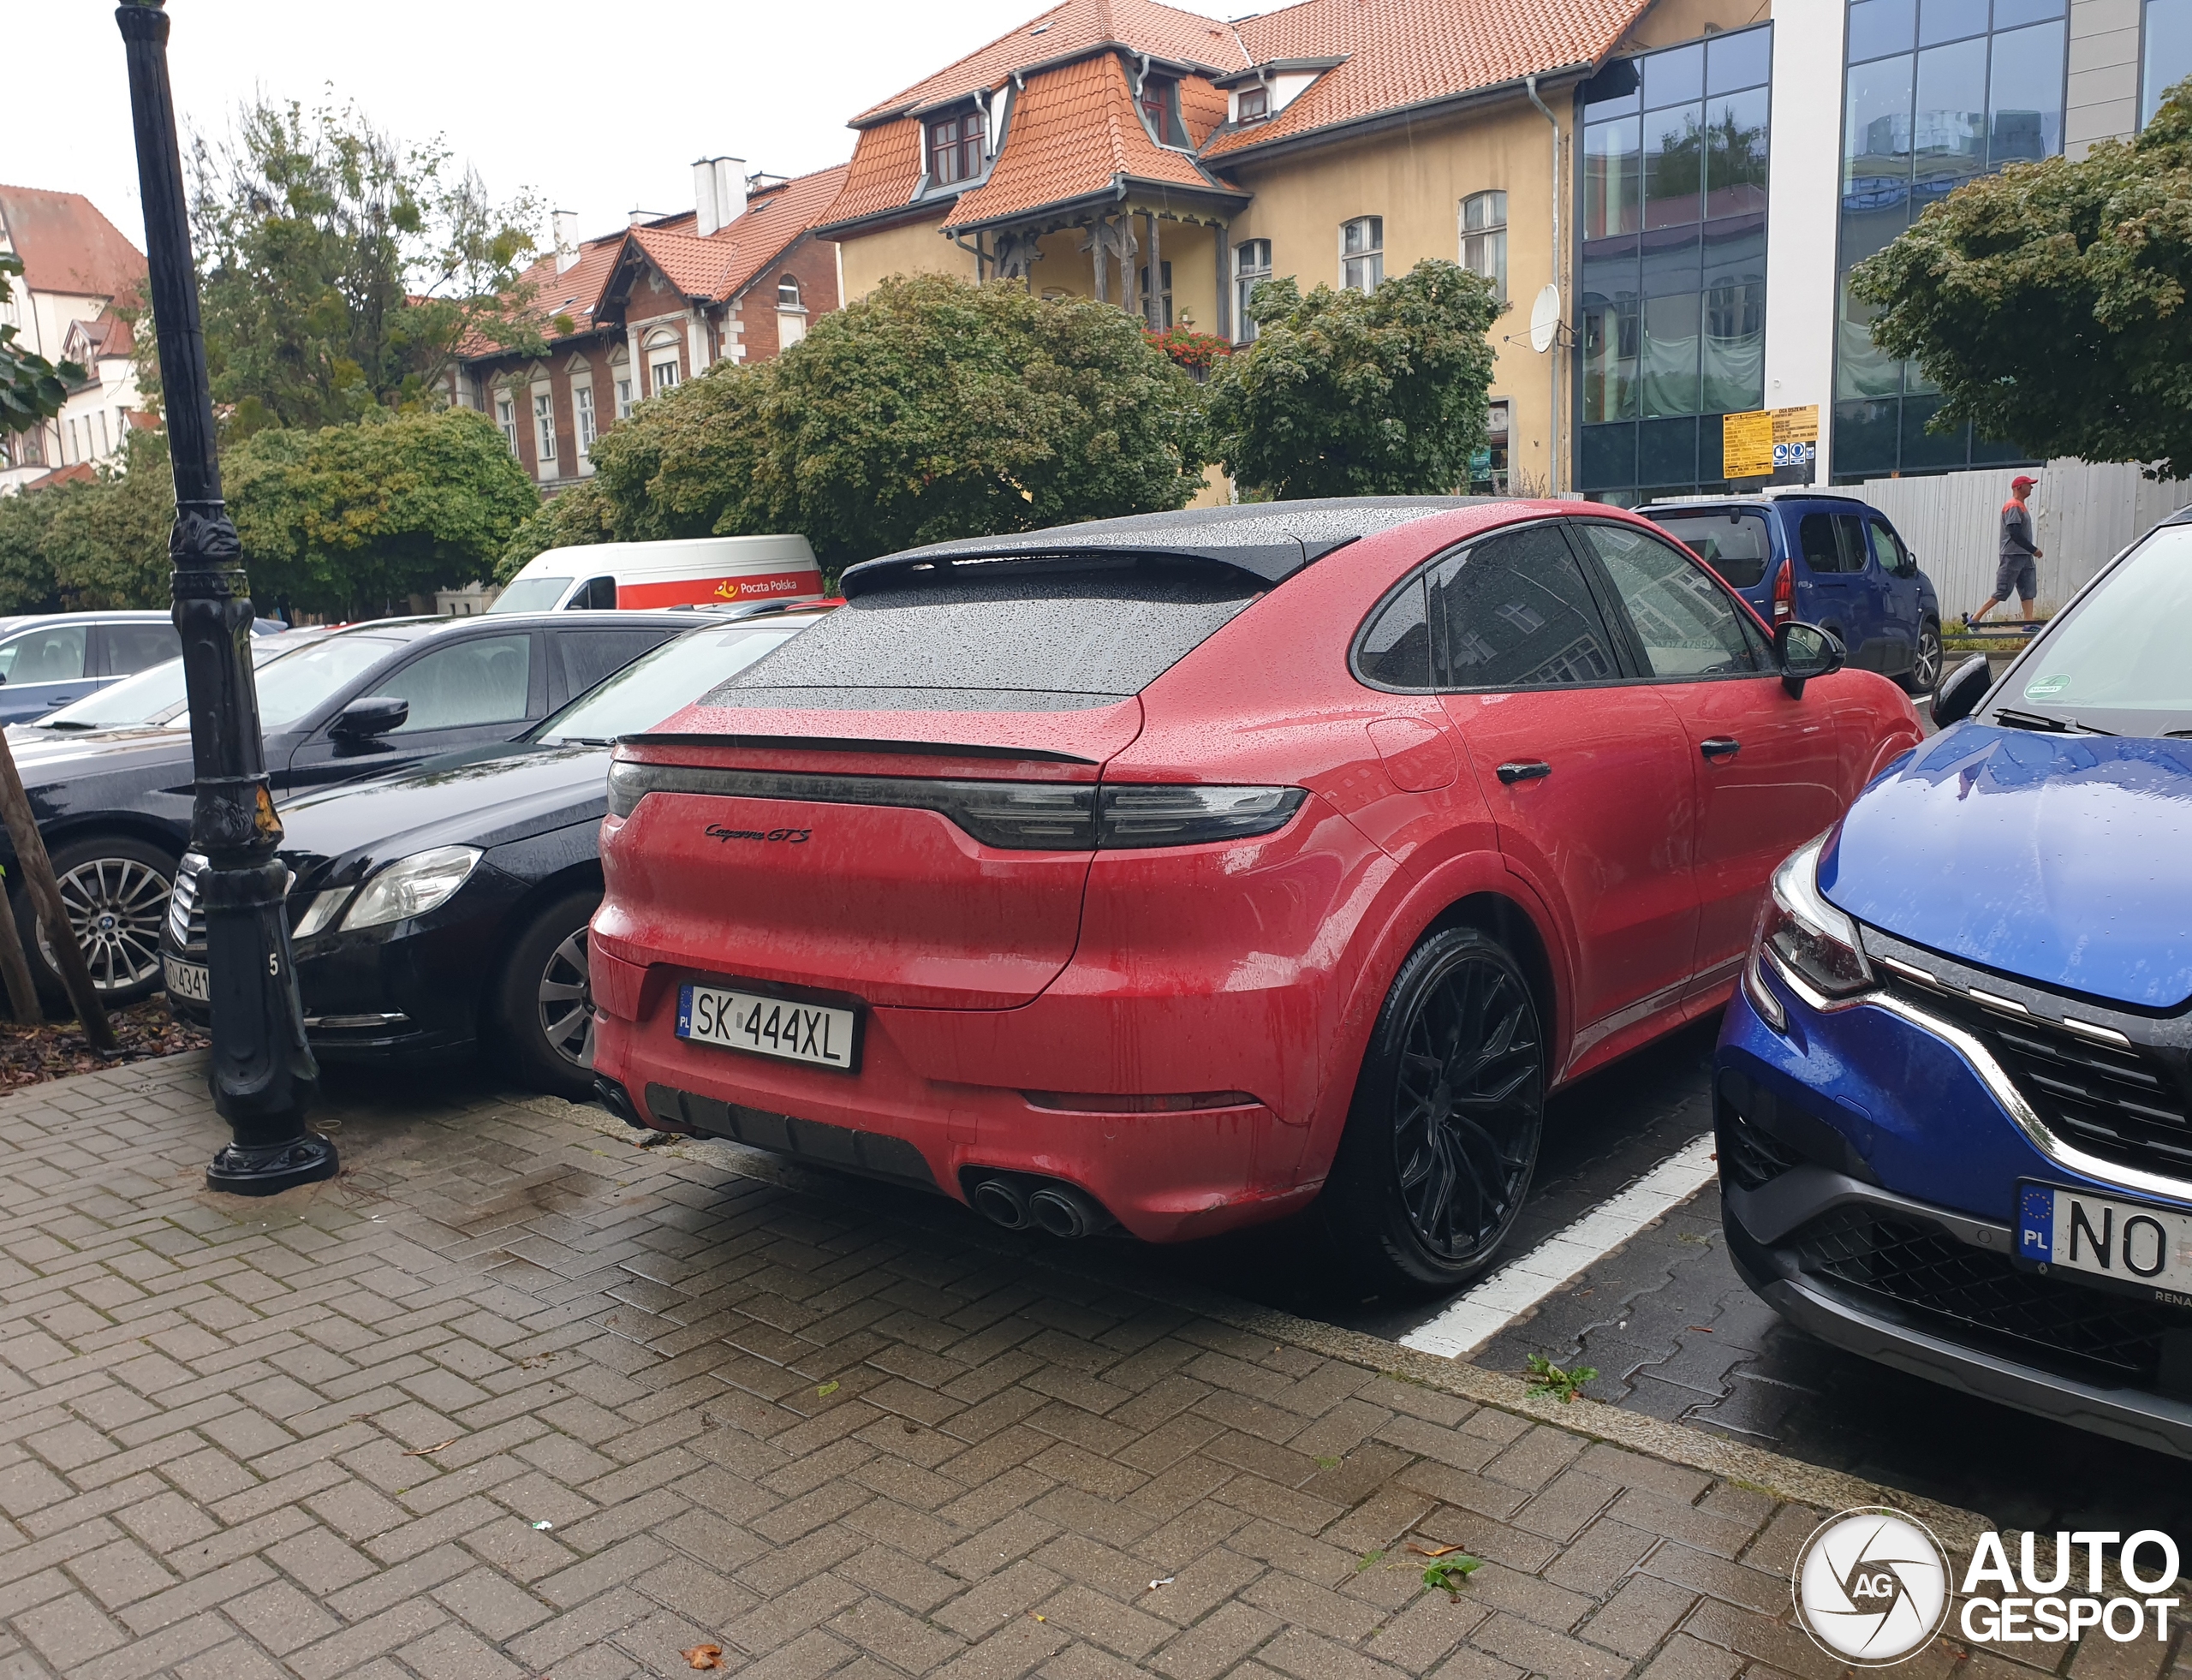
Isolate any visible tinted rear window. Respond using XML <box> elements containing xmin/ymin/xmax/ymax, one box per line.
<box><xmin>1645</xmin><ymin>510</ymin><xmax>1772</xmax><ymax>588</ymax></box>
<box><xmin>698</xmin><ymin>560</ymin><xmax>1260</xmax><ymax>712</ymax></box>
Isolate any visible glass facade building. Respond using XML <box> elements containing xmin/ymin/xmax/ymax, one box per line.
<box><xmin>1832</xmin><ymin>0</ymin><xmax>2067</xmax><ymax>480</ymax></box>
<box><xmin>1576</xmin><ymin>23</ymin><xmax>1772</xmax><ymax>504</ymax></box>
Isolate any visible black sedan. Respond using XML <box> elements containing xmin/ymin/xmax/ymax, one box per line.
<box><xmin>5</xmin><ymin>611</ymin><xmax>700</xmax><ymax>1005</ymax></box>
<box><xmin>163</xmin><ymin>609</ymin><xmax>826</xmax><ymax>1097</ymax></box>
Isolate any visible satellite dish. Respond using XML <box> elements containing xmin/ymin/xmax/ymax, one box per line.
<box><xmin>1528</xmin><ymin>283</ymin><xmax>1562</xmax><ymax>354</ymax></box>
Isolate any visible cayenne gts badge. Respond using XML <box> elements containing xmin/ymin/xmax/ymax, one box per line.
<box><xmin>706</xmin><ymin>825</ymin><xmax>811</xmax><ymax>844</ymax></box>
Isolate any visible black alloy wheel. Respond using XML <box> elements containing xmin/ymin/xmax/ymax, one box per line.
<box><xmin>1902</xmin><ymin>620</ymin><xmax>1943</xmax><ymax>695</ymax></box>
<box><xmin>1325</xmin><ymin>926</ymin><xmax>1546</xmax><ymax>1294</ymax></box>
<box><xmin>16</xmin><ymin>834</ymin><xmax>177</xmax><ymax>1008</ymax></box>
<box><xmin>493</xmin><ymin>886</ymin><xmax>602</xmax><ymax>1100</ymax></box>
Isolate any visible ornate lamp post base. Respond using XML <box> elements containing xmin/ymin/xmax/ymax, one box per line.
<box><xmin>207</xmin><ymin>1135</ymin><xmax>339</xmax><ymax>1196</ymax></box>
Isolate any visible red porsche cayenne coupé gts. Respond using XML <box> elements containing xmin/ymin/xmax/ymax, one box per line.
<box><xmin>589</xmin><ymin>498</ymin><xmax>1921</xmax><ymax>1291</ymax></box>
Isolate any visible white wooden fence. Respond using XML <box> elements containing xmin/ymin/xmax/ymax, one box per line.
<box><xmin>1844</xmin><ymin>460</ymin><xmax>2192</xmax><ymax>620</ymax></box>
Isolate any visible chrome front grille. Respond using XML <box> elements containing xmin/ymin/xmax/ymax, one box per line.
<box><xmin>168</xmin><ymin>855</ymin><xmax>207</xmax><ymax>953</ymax></box>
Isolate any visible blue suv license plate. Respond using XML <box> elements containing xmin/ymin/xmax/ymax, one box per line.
<box><xmin>2016</xmin><ymin>1182</ymin><xmax>2192</xmax><ymax>1302</ymax></box>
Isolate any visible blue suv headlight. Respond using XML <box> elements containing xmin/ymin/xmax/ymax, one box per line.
<box><xmin>1753</xmin><ymin>832</ymin><xmax>1877</xmax><ymax>1014</ymax></box>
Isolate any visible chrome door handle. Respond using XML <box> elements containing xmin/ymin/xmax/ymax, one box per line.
<box><xmin>1701</xmin><ymin>737</ymin><xmax>1742</xmax><ymax>762</ymax></box>
<box><xmin>1496</xmin><ymin>760</ymin><xmax>1552</xmax><ymax>784</ymax></box>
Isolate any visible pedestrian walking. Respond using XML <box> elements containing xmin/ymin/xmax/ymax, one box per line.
<box><xmin>1969</xmin><ymin>474</ymin><xmax>2041</xmax><ymax>624</ymax></box>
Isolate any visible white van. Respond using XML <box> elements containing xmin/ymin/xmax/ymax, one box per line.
<box><xmin>489</xmin><ymin>534</ymin><xmax>824</xmax><ymax>614</ymax></box>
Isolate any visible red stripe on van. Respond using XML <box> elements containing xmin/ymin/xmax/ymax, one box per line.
<box><xmin>617</xmin><ymin>569</ymin><xmax>823</xmax><ymax>610</ymax></box>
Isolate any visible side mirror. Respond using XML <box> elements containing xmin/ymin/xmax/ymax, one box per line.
<box><xmin>330</xmin><ymin>695</ymin><xmax>408</xmax><ymax>739</ymax></box>
<box><xmin>1931</xmin><ymin>652</ymin><xmax>1991</xmax><ymax>730</ymax></box>
<box><xmin>1777</xmin><ymin>621</ymin><xmax>1845</xmax><ymax>699</ymax></box>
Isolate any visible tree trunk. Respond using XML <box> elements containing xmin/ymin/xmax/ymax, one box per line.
<box><xmin>0</xmin><ymin>734</ymin><xmax>115</xmax><ymax>1051</ymax></box>
<box><xmin>0</xmin><ymin>862</ymin><xmax>43</xmax><ymax>1028</ymax></box>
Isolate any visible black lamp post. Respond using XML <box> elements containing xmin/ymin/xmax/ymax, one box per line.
<box><xmin>116</xmin><ymin>0</ymin><xmax>331</xmax><ymax>1194</ymax></box>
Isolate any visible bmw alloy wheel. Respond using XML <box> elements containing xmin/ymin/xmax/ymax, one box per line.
<box><xmin>1390</xmin><ymin>949</ymin><xmax>1543</xmax><ymax>1263</ymax></box>
<box><xmin>537</xmin><ymin>926</ymin><xmax>593</xmax><ymax>1070</ymax></box>
<box><xmin>40</xmin><ymin>855</ymin><xmax>171</xmax><ymax>993</ymax></box>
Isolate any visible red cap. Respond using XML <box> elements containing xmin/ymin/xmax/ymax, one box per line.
<box><xmin>2011</xmin><ymin>474</ymin><xmax>2038</xmax><ymax>491</ymax></box>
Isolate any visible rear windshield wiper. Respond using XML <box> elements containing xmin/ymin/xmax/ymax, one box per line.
<box><xmin>1992</xmin><ymin>707</ymin><xmax>2113</xmax><ymax>736</ymax></box>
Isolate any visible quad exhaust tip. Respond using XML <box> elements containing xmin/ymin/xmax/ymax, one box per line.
<box><xmin>967</xmin><ymin>1172</ymin><xmax>1117</xmax><ymax>1239</ymax></box>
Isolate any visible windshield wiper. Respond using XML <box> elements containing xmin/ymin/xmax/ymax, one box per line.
<box><xmin>1992</xmin><ymin>706</ymin><xmax>2113</xmax><ymax>736</ymax></box>
<box><xmin>39</xmin><ymin>720</ymin><xmax>97</xmax><ymax>731</ymax></box>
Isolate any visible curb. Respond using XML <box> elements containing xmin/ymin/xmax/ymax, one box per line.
<box><xmin>533</xmin><ymin>1094</ymin><xmax>1996</xmax><ymax>1548</ymax></box>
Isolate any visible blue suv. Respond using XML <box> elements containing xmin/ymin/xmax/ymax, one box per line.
<box><xmin>1644</xmin><ymin>494</ymin><xmax>1942</xmax><ymax>694</ymax></box>
<box><xmin>1716</xmin><ymin>504</ymin><xmax>2192</xmax><ymax>1456</ymax></box>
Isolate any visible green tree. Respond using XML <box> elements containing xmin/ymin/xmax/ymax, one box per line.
<box><xmin>43</xmin><ymin>431</ymin><xmax>176</xmax><ymax>607</ymax></box>
<box><xmin>502</xmin><ymin>275</ymin><xmax>1210</xmax><ymax>574</ymax></box>
<box><xmin>1206</xmin><ymin>260</ymin><xmax>1500</xmax><ymax>498</ymax></box>
<box><xmin>0</xmin><ymin>254</ymin><xmax>84</xmax><ymax>444</ymax></box>
<box><xmin>228</xmin><ymin>406</ymin><xmax>538</xmax><ymax>617</ymax></box>
<box><xmin>170</xmin><ymin>96</ymin><xmax>543</xmax><ymax>432</ymax></box>
<box><xmin>1851</xmin><ymin>78</ymin><xmax>2192</xmax><ymax>477</ymax></box>
<box><xmin>0</xmin><ymin>480</ymin><xmax>64</xmax><ymax>612</ymax></box>
<box><xmin>765</xmin><ymin>275</ymin><xmax>1209</xmax><ymax>563</ymax></box>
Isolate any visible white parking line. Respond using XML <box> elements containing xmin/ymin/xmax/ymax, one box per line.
<box><xmin>1397</xmin><ymin>1133</ymin><xmax>1720</xmax><ymax>1361</ymax></box>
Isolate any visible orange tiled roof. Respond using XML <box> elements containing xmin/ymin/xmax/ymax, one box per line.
<box><xmin>1177</xmin><ymin>74</ymin><xmax>1230</xmax><ymax>148</ymax></box>
<box><xmin>820</xmin><ymin>119</ymin><xmax>930</xmax><ymax>230</ymax></box>
<box><xmin>853</xmin><ymin>0</ymin><xmax>1247</xmax><ymax>124</ymax></box>
<box><xmin>0</xmin><ymin>185</ymin><xmax>144</xmax><ymax>301</ymax></box>
<box><xmin>947</xmin><ymin>54</ymin><xmax>1231</xmax><ymax>229</ymax></box>
<box><xmin>1206</xmin><ymin>0</ymin><xmax>1648</xmax><ymax>157</ymax></box>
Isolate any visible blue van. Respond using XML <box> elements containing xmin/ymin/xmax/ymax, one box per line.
<box><xmin>1714</xmin><ymin>504</ymin><xmax>2192</xmax><ymax>1456</ymax></box>
<box><xmin>1641</xmin><ymin>493</ymin><xmax>1942</xmax><ymax>694</ymax></box>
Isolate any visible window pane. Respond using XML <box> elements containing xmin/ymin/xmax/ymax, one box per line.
<box><xmin>1577</xmin><ymin>521</ymin><xmax>1760</xmax><ymax>676</ymax></box>
<box><xmin>1918</xmin><ymin>0</ymin><xmax>1986</xmax><ymax>45</ymax></box>
<box><xmin>1357</xmin><ymin>578</ymin><xmax>1432</xmax><ymax>688</ymax></box>
<box><xmin>1641</xmin><ymin>294</ymin><xmax>1701</xmax><ymax>419</ymax></box>
<box><xmin>1867</xmin><ymin>515</ymin><xmax>1911</xmax><ymax>574</ymax></box>
<box><xmin>1638</xmin><ymin>415</ymin><xmax>1700</xmax><ymax>486</ymax></box>
<box><xmin>1834</xmin><ymin>514</ymin><xmax>1873</xmax><ymax>571</ymax></box>
<box><xmin>1835</xmin><ymin>271</ymin><xmax>1902</xmax><ymax>400</ymax></box>
<box><xmin>1992</xmin><ymin>0</ymin><xmax>2065</xmax><ymax>27</ymax></box>
<box><xmin>103</xmin><ymin>623</ymin><xmax>181</xmax><ymax>676</ymax></box>
<box><xmin>1581</xmin><ymin>298</ymin><xmax>1641</xmax><ymax>422</ymax></box>
<box><xmin>1707</xmin><ymin>26</ymin><xmax>1772</xmax><ymax>94</ymax></box>
<box><xmin>1643</xmin><ymin>102</ymin><xmax>1706</xmax><ymax>227</ymax></box>
<box><xmin>0</xmin><ymin>624</ymin><xmax>85</xmax><ymax>682</ymax></box>
<box><xmin>1834</xmin><ymin>398</ymin><xmax>1902</xmax><ymax>476</ymax></box>
<box><xmin>1849</xmin><ymin>0</ymin><xmax>1916</xmax><ymax>60</ymax></box>
<box><xmin>1798</xmin><ymin>513</ymin><xmax>1843</xmax><ymax>572</ymax></box>
<box><xmin>1644</xmin><ymin>42</ymin><xmax>1704</xmax><ymax>109</ymax></box>
<box><xmin>1705</xmin><ymin>85</ymin><xmax>1770</xmax><ymax>217</ymax></box>
<box><xmin>2145</xmin><ymin>0</ymin><xmax>2192</xmax><ymax>126</ymax></box>
<box><xmin>377</xmin><ymin>634</ymin><xmax>533</xmax><ymax>732</ymax></box>
<box><xmin>557</xmin><ymin>629</ymin><xmax>673</xmax><ymax>701</ymax></box>
<box><xmin>1584</xmin><ymin>117</ymin><xmax>1643</xmax><ymax>238</ymax></box>
<box><xmin>1641</xmin><ymin>223</ymin><xmax>1700</xmax><ymax>299</ymax></box>
<box><xmin>1645</xmin><ymin>509</ymin><xmax>1773</xmax><ymax>588</ymax></box>
<box><xmin>1428</xmin><ymin>525</ymin><xmax>1620</xmax><ymax>689</ymax></box>
<box><xmin>1842</xmin><ymin>52</ymin><xmax>1915</xmax><ymax>264</ymax></box>
<box><xmin>1913</xmin><ymin>37</ymin><xmax>1988</xmax><ymax>217</ymax></box>
<box><xmin>1990</xmin><ymin>21</ymin><xmax>2065</xmax><ymax>167</ymax></box>
<box><xmin>1702</xmin><ymin>218</ymin><xmax>1766</xmax><ymax>414</ymax></box>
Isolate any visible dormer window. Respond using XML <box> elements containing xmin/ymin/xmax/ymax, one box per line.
<box><xmin>777</xmin><ymin>275</ymin><xmax>802</xmax><ymax>308</ymax></box>
<box><xmin>929</xmin><ymin>110</ymin><xmax>986</xmax><ymax>186</ymax></box>
<box><xmin>1138</xmin><ymin>77</ymin><xmax>1185</xmax><ymax>146</ymax></box>
<box><xmin>1237</xmin><ymin>85</ymin><xmax>1268</xmax><ymax>123</ymax></box>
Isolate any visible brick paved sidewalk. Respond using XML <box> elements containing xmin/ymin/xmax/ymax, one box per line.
<box><xmin>0</xmin><ymin>1053</ymin><xmax>2007</xmax><ymax>1680</ymax></box>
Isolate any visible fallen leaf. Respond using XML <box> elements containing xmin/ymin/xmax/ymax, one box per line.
<box><xmin>816</xmin><ymin>1380</ymin><xmax>840</xmax><ymax>1398</ymax></box>
<box><xmin>1409</xmin><ymin>1542</ymin><xmax>1466</xmax><ymax>1558</ymax></box>
<box><xmin>682</xmin><ymin>1644</ymin><xmax>725</xmax><ymax>1671</ymax></box>
<box><xmin>402</xmin><ymin>1439</ymin><xmax>460</xmax><ymax>1457</ymax></box>
<box><xmin>1687</xmin><ymin>1326</ymin><xmax>1714</xmax><ymax>1333</ymax></box>
<box><xmin>1147</xmin><ymin>1576</ymin><xmax>1176</xmax><ymax>1591</ymax></box>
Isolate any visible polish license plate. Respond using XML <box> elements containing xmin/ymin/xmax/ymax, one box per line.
<box><xmin>676</xmin><ymin>983</ymin><xmax>860</xmax><ymax>1073</ymax></box>
<box><xmin>2016</xmin><ymin>1182</ymin><xmax>2192</xmax><ymax>1300</ymax></box>
<box><xmin>164</xmin><ymin>956</ymin><xmax>210</xmax><ymax>1004</ymax></box>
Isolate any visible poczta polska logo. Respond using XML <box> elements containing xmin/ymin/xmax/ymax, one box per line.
<box><xmin>1794</xmin><ymin>1510</ymin><xmax>2183</xmax><ymax>1665</ymax></box>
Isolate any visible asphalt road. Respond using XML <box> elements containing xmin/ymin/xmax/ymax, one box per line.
<box><xmin>1161</xmin><ymin>1018</ymin><xmax>2192</xmax><ymax>1536</ymax></box>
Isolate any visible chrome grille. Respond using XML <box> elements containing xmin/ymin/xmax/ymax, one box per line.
<box><xmin>168</xmin><ymin>855</ymin><xmax>207</xmax><ymax>953</ymax></box>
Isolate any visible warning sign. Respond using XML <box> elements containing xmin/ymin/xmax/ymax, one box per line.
<box><xmin>1722</xmin><ymin>405</ymin><xmax>1819</xmax><ymax>480</ymax></box>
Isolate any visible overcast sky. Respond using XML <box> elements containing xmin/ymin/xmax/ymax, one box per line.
<box><xmin>5</xmin><ymin>0</ymin><xmax>1218</xmax><ymax>259</ymax></box>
